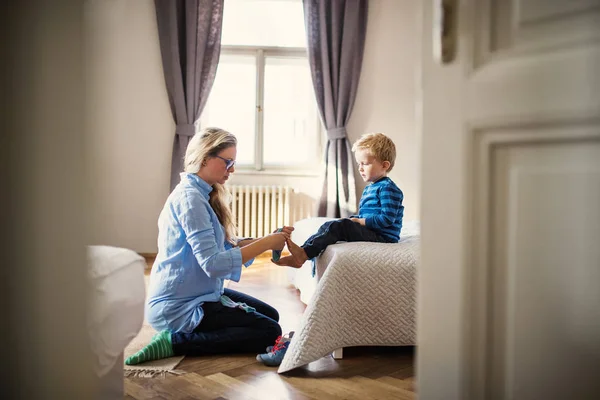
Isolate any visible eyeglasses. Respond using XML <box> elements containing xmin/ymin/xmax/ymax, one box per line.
<box><xmin>213</xmin><ymin>155</ymin><xmax>236</xmax><ymax>170</ymax></box>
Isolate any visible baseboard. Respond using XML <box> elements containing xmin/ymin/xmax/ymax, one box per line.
<box><xmin>138</xmin><ymin>252</ymin><xmax>157</xmax><ymax>259</ymax></box>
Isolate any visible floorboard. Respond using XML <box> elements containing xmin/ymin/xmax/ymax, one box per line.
<box><xmin>126</xmin><ymin>255</ymin><xmax>416</xmax><ymax>399</ymax></box>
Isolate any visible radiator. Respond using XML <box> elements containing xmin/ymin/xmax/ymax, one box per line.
<box><xmin>228</xmin><ymin>185</ymin><xmax>294</xmax><ymax>238</ymax></box>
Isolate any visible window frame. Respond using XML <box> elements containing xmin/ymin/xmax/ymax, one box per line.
<box><xmin>202</xmin><ymin>44</ymin><xmax>323</xmax><ymax>175</ymax></box>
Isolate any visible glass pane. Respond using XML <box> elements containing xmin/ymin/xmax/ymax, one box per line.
<box><xmin>263</xmin><ymin>56</ymin><xmax>318</xmax><ymax>166</ymax></box>
<box><xmin>222</xmin><ymin>0</ymin><xmax>306</xmax><ymax>47</ymax></box>
<box><xmin>201</xmin><ymin>54</ymin><xmax>256</xmax><ymax>165</ymax></box>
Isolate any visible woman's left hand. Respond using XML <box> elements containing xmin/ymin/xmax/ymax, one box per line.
<box><xmin>269</xmin><ymin>230</ymin><xmax>290</xmax><ymax>251</ymax></box>
<box><xmin>273</xmin><ymin>226</ymin><xmax>294</xmax><ymax>235</ymax></box>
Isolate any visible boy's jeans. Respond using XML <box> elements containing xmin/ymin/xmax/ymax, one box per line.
<box><xmin>171</xmin><ymin>289</ymin><xmax>282</xmax><ymax>356</ymax></box>
<box><xmin>303</xmin><ymin>218</ymin><xmax>390</xmax><ymax>259</ymax></box>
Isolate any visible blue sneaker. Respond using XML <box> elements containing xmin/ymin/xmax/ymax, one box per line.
<box><xmin>264</xmin><ymin>332</ymin><xmax>287</xmax><ymax>353</ymax></box>
<box><xmin>257</xmin><ymin>331</ymin><xmax>294</xmax><ymax>367</ymax></box>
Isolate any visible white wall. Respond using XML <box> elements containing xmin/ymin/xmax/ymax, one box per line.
<box><xmin>85</xmin><ymin>0</ymin><xmax>420</xmax><ymax>253</ymax></box>
<box><xmin>85</xmin><ymin>0</ymin><xmax>174</xmax><ymax>252</ymax></box>
<box><xmin>347</xmin><ymin>0</ymin><xmax>421</xmax><ymax>222</ymax></box>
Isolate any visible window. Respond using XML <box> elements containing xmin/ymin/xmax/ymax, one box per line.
<box><xmin>201</xmin><ymin>0</ymin><xmax>321</xmax><ymax>172</ymax></box>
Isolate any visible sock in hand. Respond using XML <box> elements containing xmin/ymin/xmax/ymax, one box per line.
<box><xmin>272</xmin><ymin>228</ymin><xmax>283</xmax><ymax>261</ymax></box>
<box><xmin>125</xmin><ymin>330</ymin><xmax>174</xmax><ymax>365</ymax></box>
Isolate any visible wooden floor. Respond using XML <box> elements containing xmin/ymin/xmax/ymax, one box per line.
<box><xmin>125</xmin><ymin>255</ymin><xmax>416</xmax><ymax>400</ymax></box>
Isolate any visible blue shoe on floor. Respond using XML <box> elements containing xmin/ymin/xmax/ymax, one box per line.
<box><xmin>257</xmin><ymin>332</ymin><xmax>294</xmax><ymax>367</ymax></box>
<box><xmin>264</xmin><ymin>331</ymin><xmax>289</xmax><ymax>353</ymax></box>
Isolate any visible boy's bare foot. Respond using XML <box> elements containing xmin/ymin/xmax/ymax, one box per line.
<box><xmin>286</xmin><ymin>239</ymin><xmax>309</xmax><ymax>266</ymax></box>
<box><xmin>272</xmin><ymin>255</ymin><xmax>303</xmax><ymax>269</ymax></box>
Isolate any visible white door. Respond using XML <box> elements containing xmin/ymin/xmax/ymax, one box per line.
<box><xmin>418</xmin><ymin>1</ymin><xmax>600</xmax><ymax>399</ymax></box>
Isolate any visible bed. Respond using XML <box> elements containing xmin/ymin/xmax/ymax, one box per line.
<box><xmin>87</xmin><ymin>245</ymin><xmax>146</xmax><ymax>398</ymax></box>
<box><xmin>279</xmin><ymin>218</ymin><xmax>420</xmax><ymax>373</ymax></box>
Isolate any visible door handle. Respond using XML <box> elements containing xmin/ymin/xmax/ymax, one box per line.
<box><xmin>434</xmin><ymin>0</ymin><xmax>458</xmax><ymax>64</ymax></box>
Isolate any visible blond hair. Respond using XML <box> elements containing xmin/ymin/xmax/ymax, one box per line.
<box><xmin>184</xmin><ymin>127</ymin><xmax>237</xmax><ymax>244</ymax></box>
<box><xmin>351</xmin><ymin>132</ymin><xmax>396</xmax><ymax>172</ymax></box>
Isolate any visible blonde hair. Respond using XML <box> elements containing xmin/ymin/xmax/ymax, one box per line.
<box><xmin>351</xmin><ymin>132</ymin><xmax>396</xmax><ymax>172</ymax></box>
<box><xmin>184</xmin><ymin>127</ymin><xmax>237</xmax><ymax>244</ymax></box>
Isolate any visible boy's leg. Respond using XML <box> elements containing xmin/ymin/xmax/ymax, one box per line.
<box><xmin>170</xmin><ymin>300</ymin><xmax>282</xmax><ymax>356</ymax></box>
<box><xmin>276</xmin><ymin>219</ymin><xmax>385</xmax><ymax>268</ymax></box>
<box><xmin>302</xmin><ymin>218</ymin><xmax>383</xmax><ymax>258</ymax></box>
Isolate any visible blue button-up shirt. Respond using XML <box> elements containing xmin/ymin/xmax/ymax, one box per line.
<box><xmin>146</xmin><ymin>173</ymin><xmax>252</xmax><ymax>333</ymax></box>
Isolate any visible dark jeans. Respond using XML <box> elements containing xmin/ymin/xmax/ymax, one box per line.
<box><xmin>303</xmin><ymin>218</ymin><xmax>389</xmax><ymax>259</ymax></box>
<box><xmin>171</xmin><ymin>289</ymin><xmax>282</xmax><ymax>356</ymax></box>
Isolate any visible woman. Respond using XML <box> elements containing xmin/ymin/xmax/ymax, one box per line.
<box><xmin>126</xmin><ymin>127</ymin><xmax>294</xmax><ymax>364</ymax></box>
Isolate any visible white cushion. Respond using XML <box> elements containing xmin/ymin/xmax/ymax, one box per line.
<box><xmin>288</xmin><ymin>218</ymin><xmax>420</xmax><ymax>304</ymax></box>
<box><xmin>291</xmin><ymin>217</ymin><xmax>337</xmax><ymax>244</ymax></box>
<box><xmin>87</xmin><ymin>246</ymin><xmax>146</xmax><ymax>377</ymax></box>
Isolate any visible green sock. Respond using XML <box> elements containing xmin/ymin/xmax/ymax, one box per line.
<box><xmin>125</xmin><ymin>330</ymin><xmax>174</xmax><ymax>365</ymax></box>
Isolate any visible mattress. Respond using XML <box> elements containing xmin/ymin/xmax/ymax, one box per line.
<box><xmin>279</xmin><ymin>219</ymin><xmax>420</xmax><ymax>373</ymax></box>
<box><xmin>289</xmin><ymin>218</ymin><xmax>420</xmax><ymax>305</ymax></box>
<box><xmin>287</xmin><ymin>217</ymin><xmax>335</xmax><ymax>304</ymax></box>
<box><xmin>87</xmin><ymin>245</ymin><xmax>146</xmax><ymax>377</ymax></box>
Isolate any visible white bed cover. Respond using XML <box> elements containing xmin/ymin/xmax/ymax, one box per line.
<box><xmin>289</xmin><ymin>219</ymin><xmax>420</xmax><ymax>305</ymax></box>
<box><xmin>280</xmin><ymin>219</ymin><xmax>420</xmax><ymax>373</ymax></box>
<box><xmin>87</xmin><ymin>246</ymin><xmax>146</xmax><ymax>377</ymax></box>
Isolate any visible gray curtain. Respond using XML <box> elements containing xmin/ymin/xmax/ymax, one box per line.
<box><xmin>154</xmin><ymin>0</ymin><xmax>224</xmax><ymax>191</ymax></box>
<box><xmin>303</xmin><ymin>0</ymin><xmax>368</xmax><ymax>217</ymax></box>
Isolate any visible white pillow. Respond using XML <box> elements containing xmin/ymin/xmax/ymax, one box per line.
<box><xmin>87</xmin><ymin>246</ymin><xmax>146</xmax><ymax>377</ymax></box>
<box><xmin>292</xmin><ymin>217</ymin><xmax>337</xmax><ymax>244</ymax></box>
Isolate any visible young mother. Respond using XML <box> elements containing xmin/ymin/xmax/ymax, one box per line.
<box><xmin>126</xmin><ymin>127</ymin><xmax>294</xmax><ymax>364</ymax></box>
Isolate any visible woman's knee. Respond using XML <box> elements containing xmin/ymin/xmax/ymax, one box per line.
<box><xmin>270</xmin><ymin>321</ymin><xmax>283</xmax><ymax>340</ymax></box>
<box><xmin>262</xmin><ymin>318</ymin><xmax>282</xmax><ymax>341</ymax></box>
<box><xmin>264</xmin><ymin>306</ymin><xmax>279</xmax><ymax>322</ymax></box>
<box><xmin>252</xmin><ymin>301</ymin><xmax>279</xmax><ymax>322</ymax></box>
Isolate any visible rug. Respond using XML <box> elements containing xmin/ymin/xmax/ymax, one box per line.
<box><xmin>124</xmin><ymin>263</ymin><xmax>238</xmax><ymax>377</ymax></box>
<box><xmin>123</xmin><ymin>274</ymin><xmax>185</xmax><ymax>378</ymax></box>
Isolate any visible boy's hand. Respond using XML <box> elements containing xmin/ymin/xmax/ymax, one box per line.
<box><xmin>349</xmin><ymin>218</ymin><xmax>365</xmax><ymax>226</ymax></box>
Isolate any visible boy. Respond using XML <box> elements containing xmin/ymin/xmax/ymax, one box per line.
<box><xmin>274</xmin><ymin>132</ymin><xmax>404</xmax><ymax>269</ymax></box>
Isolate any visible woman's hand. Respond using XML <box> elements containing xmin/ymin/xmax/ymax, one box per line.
<box><xmin>272</xmin><ymin>226</ymin><xmax>294</xmax><ymax>235</ymax></box>
<box><xmin>239</xmin><ymin>229</ymin><xmax>291</xmax><ymax>264</ymax></box>
<box><xmin>269</xmin><ymin>226</ymin><xmax>294</xmax><ymax>250</ymax></box>
<box><xmin>269</xmin><ymin>230</ymin><xmax>290</xmax><ymax>251</ymax></box>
